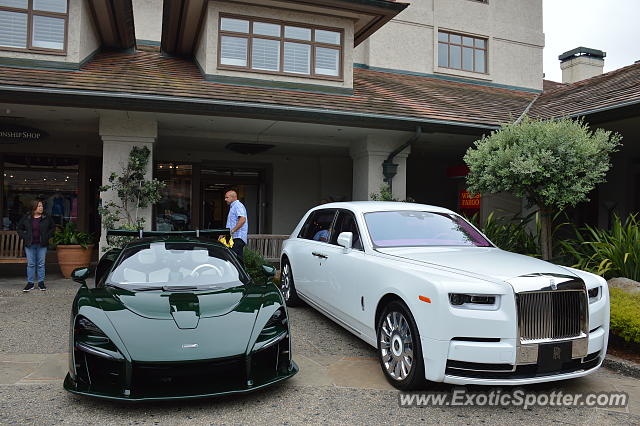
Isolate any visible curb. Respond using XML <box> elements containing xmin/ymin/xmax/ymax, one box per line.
<box><xmin>604</xmin><ymin>354</ymin><xmax>640</xmax><ymax>379</ymax></box>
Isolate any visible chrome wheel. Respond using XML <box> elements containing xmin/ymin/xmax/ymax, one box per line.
<box><xmin>380</xmin><ymin>311</ymin><xmax>414</xmax><ymax>381</ymax></box>
<box><xmin>281</xmin><ymin>263</ymin><xmax>291</xmax><ymax>301</ymax></box>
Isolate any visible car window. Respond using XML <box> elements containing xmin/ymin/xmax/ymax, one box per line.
<box><xmin>108</xmin><ymin>242</ymin><xmax>248</xmax><ymax>288</ymax></box>
<box><xmin>364</xmin><ymin>211</ymin><xmax>492</xmax><ymax>248</ymax></box>
<box><xmin>330</xmin><ymin>210</ymin><xmax>364</xmax><ymax>251</ymax></box>
<box><xmin>298</xmin><ymin>209</ymin><xmax>337</xmax><ymax>243</ymax></box>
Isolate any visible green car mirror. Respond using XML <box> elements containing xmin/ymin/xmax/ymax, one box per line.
<box><xmin>71</xmin><ymin>267</ymin><xmax>91</xmax><ymax>284</ymax></box>
<box><xmin>261</xmin><ymin>264</ymin><xmax>276</xmax><ymax>277</ymax></box>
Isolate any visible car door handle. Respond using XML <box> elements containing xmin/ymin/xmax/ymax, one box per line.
<box><xmin>312</xmin><ymin>252</ymin><xmax>328</xmax><ymax>259</ymax></box>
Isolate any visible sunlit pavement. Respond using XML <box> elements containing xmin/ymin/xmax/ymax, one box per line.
<box><xmin>1</xmin><ymin>270</ymin><xmax>638</xmax><ymax>424</ymax></box>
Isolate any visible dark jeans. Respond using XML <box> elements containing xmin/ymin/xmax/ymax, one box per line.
<box><xmin>231</xmin><ymin>238</ymin><xmax>246</xmax><ymax>266</ymax></box>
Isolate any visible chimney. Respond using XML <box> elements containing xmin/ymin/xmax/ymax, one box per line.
<box><xmin>559</xmin><ymin>47</ymin><xmax>606</xmax><ymax>84</ymax></box>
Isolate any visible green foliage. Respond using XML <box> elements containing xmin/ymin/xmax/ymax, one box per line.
<box><xmin>478</xmin><ymin>211</ymin><xmax>539</xmax><ymax>256</ymax></box>
<box><xmin>243</xmin><ymin>247</ymin><xmax>274</xmax><ymax>284</ymax></box>
<box><xmin>464</xmin><ymin>116</ymin><xmax>621</xmax><ymax>259</ymax></box>
<box><xmin>51</xmin><ymin>222</ymin><xmax>94</xmax><ymax>249</ymax></box>
<box><xmin>99</xmin><ymin>146</ymin><xmax>166</xmax><ymax>251</ymax></box>
<box><xmin>464</xmin><ymin>116</ymin><xmax>621</xmax><ymax>209</ymax></box>
<box><xmin>559</xmin><ymin>214</ymin><xmax>640</xmax><ymax>281</ymax></box>
<box><xmin>609</xmin><ymin>288</ymin><xmax>640</xmax><ymax>344</ymax></box>
<box><xmin>370</xmin><ymin>184</ymin><xmax>415</xmax><ymax>202</ymax></box>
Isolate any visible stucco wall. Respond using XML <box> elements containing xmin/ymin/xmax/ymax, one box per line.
<box><xmin>355</xmin><ymin>0</ymin><xmax>544</xmax><ymax>90</ymax></box>
<box><xmin>0</xmin><ymin>0</ymin><xmax>99</xmax><ymax>66</ymax></box>
<box><xmin>133</xmin><ymin>0</ymin><xmax>163</xmax><ymax>43</ymax></box>
<box><xmin>200</xmin><ymin>1</ymin><xmax>355</xmax><ymax>89</ymax></box>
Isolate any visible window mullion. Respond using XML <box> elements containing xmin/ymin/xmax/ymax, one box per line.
<box><xmin>26</xmin><ymin>0</ymin><xmax>33</xmax><ymax>50</ymax></box>
<box><xmin>247</xmin><ymin>20</ymin><xmax>253</xmax><ymax>70</ymax></box>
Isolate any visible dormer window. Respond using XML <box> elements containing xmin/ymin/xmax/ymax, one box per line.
<box><xmin>0</xmin><ymin>0</ymin><xmax>67</xmax><ymax>53</ymax></box>
<box><xmin>218</xmin><ymin>14</ymin><xmax>343</xmax><ymax>80</ymax></box>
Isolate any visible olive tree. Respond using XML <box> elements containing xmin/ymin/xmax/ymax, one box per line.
<box><xmin>464</xmin><ymin>117</ymin><xmax>621</xmax><ymax>260</ymax></box>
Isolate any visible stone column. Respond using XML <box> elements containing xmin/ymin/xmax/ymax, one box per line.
<box><xmin>350</xmin><ymin>134</ymin><xmax>411</xmax><ymax>201</ymax></box>
<box><xmin>99</xmin><ymin>112</ymin><xmax>157</xmax><ymax>254</ymax></box>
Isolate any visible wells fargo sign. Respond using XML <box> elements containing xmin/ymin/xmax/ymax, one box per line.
<box><xmin>0</xmin><ymin>125</ymin><xmax>47</xmax><ymax>144</ymax></box>
<box><xmin>459</xmin><ymin>190</ymin><xmax>480</xmax><ymax>210</ymax></box>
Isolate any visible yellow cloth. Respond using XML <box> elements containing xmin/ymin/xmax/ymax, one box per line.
<box><xmin>219</xmin><ymin>235</ymin><xmax>234</xmax><ymax>248</ymax></box>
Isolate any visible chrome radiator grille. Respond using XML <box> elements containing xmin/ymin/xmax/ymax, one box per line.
<box><xmin>517</xmin><ymin>290</ymin><xmax>585</xmax><ymax>341</ymax></box>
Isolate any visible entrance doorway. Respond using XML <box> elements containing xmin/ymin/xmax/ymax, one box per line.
<box><xmin>199</xmin><ymin>167</ymin><xmax>264</xmax><ymax>234</ymax></box>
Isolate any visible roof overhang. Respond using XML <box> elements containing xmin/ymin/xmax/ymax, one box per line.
<box><xmin>161</xmin><ymin>0</ymin><xmax>408</xmax><ymax>57</ymax></box>
<box><xmin>88</xmin><ymin>0</ymin><xmax>136</xmax><ymax>50</ymax></box>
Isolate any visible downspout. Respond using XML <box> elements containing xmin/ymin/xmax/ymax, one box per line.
<box><xmin>382</xmin><ymin>126</ymin><xmax>422</xmax><ymax>194</ymax></box>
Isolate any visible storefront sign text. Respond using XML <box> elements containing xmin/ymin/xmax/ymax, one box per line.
<box><xmin>0</xmin><ymin>125</ymin><xmax>47</xmax><ymax>144</ymax></box>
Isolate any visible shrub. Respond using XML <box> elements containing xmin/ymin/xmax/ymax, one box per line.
<box><xmin>243</xmin><ymin>247</ymin><xmax>273</xmax><ymax>284</ymax></box>
<box><xmin>609</xmin><ymin>288</ymin><xmax>640</xmax><ymax>344</ymax></box>
<box><xmin>51</xmin><ymin>222</ymin><xmax>94</xmax><ymax>249</ymax></box>
<box><xmin>478</xmin><ymin>211</ymin><xmax>539</xmax><ymax>256</ymax></box>
<box><xmin>559</xmin><ymin>214</ymin><xmax>640</xmax><ymax>281</ymax></box>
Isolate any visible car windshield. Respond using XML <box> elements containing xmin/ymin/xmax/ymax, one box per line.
<box><xmin>364</xmin><ymin>211</ymin><xmax>492</xmax><ymax>248</ymax></box>
<box><xmin>107</xmin><ymin>242</ymin><xmax>248</xmax><ymax>288</ymax></box>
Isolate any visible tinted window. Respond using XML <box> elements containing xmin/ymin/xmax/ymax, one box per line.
<box><xmin>298</xmin><ymin>209</ymin><xmax>337</xmax><ymax>242</ymax></box>
<box><xmin>331</xmin><ymin>210</ymin><xmax>363</xmax><ymax>250</ymax></box>
<box><xmin>364</xmin><ymin>211</ymin><xmax>492</xmax><ymax>248</ymax></box>
<box><xmin>108</xmin><ymin>242</ymin><xmax>247</xmax><ymax>288</ymax></box>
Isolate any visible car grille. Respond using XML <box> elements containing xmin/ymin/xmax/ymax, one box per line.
<box><xmin>517</xmin><ymin>290</ymin><xmax>585</xmax><ymax>341</ymax></box>
<box><xmin>131</xmin><ymin>357</ymin><xmax>246</xmax><ymax>398</ymax></box>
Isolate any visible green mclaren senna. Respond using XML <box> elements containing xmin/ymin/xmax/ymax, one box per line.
<box><xmin>64</xmin><ymin>230</ymin><xmax>298</xmax><ymax>401</ymax></box>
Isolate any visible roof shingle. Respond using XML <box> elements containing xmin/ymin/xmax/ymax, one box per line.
<box><xmin>0</xmin><ymin>50</ymin><xmax>536</xmax><ymax>129</ymax></box>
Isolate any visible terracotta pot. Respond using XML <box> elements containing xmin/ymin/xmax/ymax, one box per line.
<box><xmin>56</xmin><ymin>244</ymin><xmax>94</xmax><ymax>279</ymax></box>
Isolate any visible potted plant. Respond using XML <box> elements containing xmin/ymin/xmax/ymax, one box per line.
<box><xmin>52</xmin><ymin>222</ymin><xmax>95</xmax><ymax>279</ymax></box>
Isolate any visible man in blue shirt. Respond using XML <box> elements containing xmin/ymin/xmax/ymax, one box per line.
<box><xmin>223</xmin><ymin>190</ymin><xmax>248</xmax><ymax>263</ymax></box>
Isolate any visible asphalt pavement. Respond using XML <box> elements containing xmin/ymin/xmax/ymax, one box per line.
<box><xmin>1</xmin><ymin>268</ymin><xmax>638</xmax><ymax>425</ymax></box>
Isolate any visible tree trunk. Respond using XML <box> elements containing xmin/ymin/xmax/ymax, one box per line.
<box><xmin>539</xmin><ymin>205</ymin><xmax>553</xmax><ymax>261</ymax></box>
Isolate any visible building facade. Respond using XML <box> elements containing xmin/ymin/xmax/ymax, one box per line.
<box><xmin>0</xmin><ymin>0</ymin><xmax>637</xmax><ymax>244</ymax></box>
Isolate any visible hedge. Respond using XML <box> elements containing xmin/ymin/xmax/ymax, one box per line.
<box><xmin>609</xmin><ymin>288</ymin><xmax>640</xmax><ymax>344</ymax></box>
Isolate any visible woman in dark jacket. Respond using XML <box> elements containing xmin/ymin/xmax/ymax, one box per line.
<box><xmin>16</xmin><ymin>200</ymin><xmax>55</xmax><ymax>292</ymax></box>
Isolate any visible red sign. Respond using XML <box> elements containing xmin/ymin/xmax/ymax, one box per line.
<box><xmin>459</xmin><ymin>190</ymin><xmax>480</xmax><ymax>214</ymax></box>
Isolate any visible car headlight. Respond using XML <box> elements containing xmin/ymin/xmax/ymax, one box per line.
<box><xmin>588</xmin><ymin>286</ymin><xmax>602</xmax><ymax>304</ymax></box>
<box><xmin>74</xmin><ymin>316</ymin><xmax>121</xmax><ymax>359</ymax></box>
<box><xmin>253</xmin><ymin>308</ymin><xmax>288</xmax><ymax>351</ymax></box>
<box><xmin>449</xmin><ymin>293</ymin><xmax>500</xmax><ymax>311</ymax></box>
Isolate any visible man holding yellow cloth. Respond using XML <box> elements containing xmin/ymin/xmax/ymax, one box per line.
<box><xmin>221</xmin><ymin>190</ymin><xmax>248</xmax><ymax>264</ymax></box>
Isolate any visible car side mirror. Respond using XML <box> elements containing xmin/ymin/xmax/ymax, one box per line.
<box><xmin>337</xmin><ymin>232</ymin><xmax>353</xmax><ymax>250</ymax></box>
<box><xmin>261</xmin><ymin>264</ymin><xmax>276</xmax><ymax>277</ymax></box>
<box><xmin>71</xmin><ymin>267</ymin><xmax>91</xmax><ymax>284</ymax></box>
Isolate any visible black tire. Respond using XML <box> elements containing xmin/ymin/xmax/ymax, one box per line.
<box><xmin>376</xmin><ymin>300</ymin><xmax>425</xmax><ymax>390</ymax></box>
<box><xmin>280</xmin><ymin>259</ymin><xmax>302</xmax><ymax>307</ymax></box>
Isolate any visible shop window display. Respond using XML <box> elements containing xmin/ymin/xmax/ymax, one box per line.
<box><xmin>2</xmin><ymin>155</ymin><xmax>79</xmax><ymax>231</ymax></box>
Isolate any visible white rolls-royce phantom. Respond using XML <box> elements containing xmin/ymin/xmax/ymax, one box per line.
<box><xmin>280</xmin><ymin>202</ymin><xmax>609</xmax><ymax>389</ymax></box>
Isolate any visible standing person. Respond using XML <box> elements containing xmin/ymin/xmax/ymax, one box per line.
<box><xmin>16</xmin><ymin>200</ymin><xmax>55</xmax><ymax>292</ymax></box>
<box><xmin>222</xmin><ymin>190</ymin><xmax>248</xmax><ymax>264</ymax></box>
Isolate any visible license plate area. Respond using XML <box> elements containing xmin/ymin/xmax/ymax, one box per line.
<box><xmin>537</xmin><ymin>341</ymin><xmax>572</xmax><ymax>373</ymax></box>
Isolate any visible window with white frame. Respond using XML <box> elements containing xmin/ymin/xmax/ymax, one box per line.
<box><xmin>0</xmin><ymin>0</ymin><xmax>67</xmax><ymax>53</ymax></box>
<box><xmin>218</xmin><ymin>14</ymin><xmax>343</xmax><ymax>80</ymax></box>
<box><xmin>438</xmin><ymin>30</ymin><xmax>487</xmax><ymax>74</ymax></box>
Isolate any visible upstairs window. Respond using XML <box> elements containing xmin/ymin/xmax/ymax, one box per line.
<box><xmin>438</xmin><ymin>30</ymin><xmax>486</xmax><ymax>74</ymax></box>
<box><xmin>218</xmin><ymin>14</ymin><xmax>343</xmax><ymax>80</ymax></box>
<box><xmin>0</xmin><ymin>0</ymin><xmax>68</xmax><ymax>53</ymax></box>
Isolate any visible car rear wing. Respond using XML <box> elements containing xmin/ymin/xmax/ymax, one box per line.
<box><xmin>106</xmin><ymin>229</ymin><xmax>231</xmax><ymax>239</ymax></box>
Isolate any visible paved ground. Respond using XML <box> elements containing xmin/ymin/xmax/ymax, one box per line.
<box><xmin>1</xmin><ymin>268</ymin><xmax>639</xmax><ymax>425</ymax></box>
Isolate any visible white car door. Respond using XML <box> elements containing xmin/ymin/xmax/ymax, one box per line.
<box><xmin>287</xmin><ymin>208</ymin><xmax>337</xmax><ymax>304</ymax></box>
<box><xmin>315</xmin><ymin>209</ymin><xmax>371</xmax><ymax>332</ymax></box>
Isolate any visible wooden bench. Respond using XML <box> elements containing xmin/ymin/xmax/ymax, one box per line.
<box><xmin>0</xmin><ymin>231</ymin><xmax>26</xmax><ymax>263</ymax></box>
<box><xmin>247</xmin><ymin>234</ymin><xmax>289</xmax><ymax>263</ymax></box>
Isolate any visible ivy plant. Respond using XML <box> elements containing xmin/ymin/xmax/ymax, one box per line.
<box><xmin>98</xmin><ymin>146</ymin><xmax>165</xmax><ymax>251</ymax></box>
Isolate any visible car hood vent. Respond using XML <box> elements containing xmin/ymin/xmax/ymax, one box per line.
<box><xmin>107</xmin><ymin>285</ymin><xmax>245</xmax><ymax>321</ymax></box>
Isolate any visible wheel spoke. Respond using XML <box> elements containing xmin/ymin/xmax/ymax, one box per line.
<box><xmin>393</xmin><ymin>358</ymin><xmax>402</xmax><ymax>378</ymax></box>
